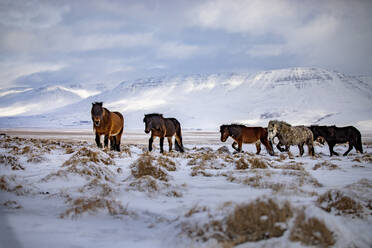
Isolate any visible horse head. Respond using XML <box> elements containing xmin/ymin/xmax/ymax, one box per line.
<box><xmin>219</xmin><ymin>125</ymin><xmax>230</xmax><ymax>142</ymax></box>
<box><xmin>143</xmin><ymin>113</ymin><xmax>163</xmax><ymax>134</ymax></box>
<box><xmin>267</xmin><ymin>120</ymin><xmax>279</xmax><ymax>141</ymax></box>
<box><xmin>91</xmin><ymin>102</ymin><xmax>104</xmax><ymax>127</ymax></box>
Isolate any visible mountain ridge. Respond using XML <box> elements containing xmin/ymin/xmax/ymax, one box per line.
<box><xmin>0</xmin><ymin>67</ymin><xmax>371</xmax><ymax>130</ymax></box>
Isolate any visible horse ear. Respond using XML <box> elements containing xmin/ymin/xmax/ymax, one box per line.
<box><xmin>98</xmin><ymin>102</ymin><xmax>103</xmax><ymax>106</ymax></box>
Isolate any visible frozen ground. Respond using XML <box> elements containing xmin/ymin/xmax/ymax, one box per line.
<box><xmin>0</xmin><ymin>130</ymin><xmax>371</xmax><ymax>248</ymax></box>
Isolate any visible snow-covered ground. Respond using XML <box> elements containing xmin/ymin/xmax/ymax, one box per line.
<box><xmin>1</xmin><ymin>131</ymin><xmax>371</xmax><ymax>248</ymax></box>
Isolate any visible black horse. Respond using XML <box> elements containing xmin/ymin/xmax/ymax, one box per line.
<box><xmin>309</xmin><ymin>125</ymin><xmax>363</xmax><ymax>156</ymax></box>
<box><xmin>143</xmin><ymin>113</ymin><xmax>184</xmax><ymax>153</ymax></box>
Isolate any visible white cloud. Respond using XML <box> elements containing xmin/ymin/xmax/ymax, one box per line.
<box><xmin>246</xmin><ymin>44</ymin><xmax>285</xmax><ymax>57</ymax></box>
<box><xmin>157</xmin><ymin>42</ymin><xmax>201</xmax><ymax>59</ymax></box>
<box><xmin>0</xmin><ymin>1</ymin><xmax>69</xmax><ymax>29</ymax></box>
<box><xmin>75</xmin><ymin>33</ymin><xmax>154</xmax><ymax>51</ymax></box>
<box><xmin>0</xmin><ymin>61</ymin><xmax>66</xmax><ymax>88</ymax></box>
<box><xmin>190</xmin><ymin>0</ymin><xmax>296</xmax><ymax>34</ymax></box>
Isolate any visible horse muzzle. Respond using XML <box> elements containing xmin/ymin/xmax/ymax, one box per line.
<box><xmin>145</xmin><ymin>129</ymin><xmax>150</xmax><ymax>134</ymax></box>
<box><xmin>94</xmin><ymin>121</ymin><xmax>100</xmax><ymax>127</ymax></box>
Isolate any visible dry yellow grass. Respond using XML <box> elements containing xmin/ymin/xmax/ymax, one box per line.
<box><xmin>3</xmin><ymin>200</ymin><xmax>22</xmax><ymax>209</ymax></box>
<box><xmin>63</xmin><ymin>147</ymin><xmax>114</xmax><ymax>166</ymax></box>
<box><xmin>275</xmin><ymin>161</ymin><xmax>304</xmax><ymax>170</ymax></box>
<box><xmin>43</xmin><ymin>147</ymin><xmax>116</xmax><ymax>182</ymax></box>
<box><xmin>78</xmin><ymin>178</ymin><xmax>114</xmax><ymax>197</ymax></box>
<box><xmin>61</xmin><ymin>196</ymin><xmax>131</xmax><ymax>219</ymax></box>
<box><xmin>129</xmin><ymin>176</ymin><xmax>160</xmax><ymax>192</ymax></box>
<box><xmin>317</xmin><ymin>190</ymin><xmax>363</xmax><ymax>217</ymax></box>
<box><xmin>184</xmin><ymin>205</ymin><xmax>209</xmax><ymax>217</ymax></box>
<box><xmin>182</xmin><ymin>199</ymin><xmax>293</xmax><ymax>245</ymax></box>
<box><xmin>157</xmin><ymin>156</ymin><xmax>177</xmax><ymax>171</ymax></box>
<box><xmin>361</xmin><ymin>153</ymin><xmax>372</xmax><ymax>163</ymax></box>
<box><xmin>130</xmin><ymin>153</ymin><xmax>168</xmax><ymax>181</ymax></box>
<box><xmin>248</xmin><ymin>157</ymin><xmax>268</xmax><ymax>169</ymax></box>
<box><xmin>242</xmin><ymin>174</ymin><xmax>262</xmax><ymax>187</ymax></box>
<box><xmin>225</xmin><ymin>199</ymin><xmax>292</xmax><ymax>244</ymax></box>
<box><xmin>235</xmin><ymin>158</ymin><xmax>249</xmax><ymax>170</ymax></box>
<box><xmin>313</xmin><ymin>161</ymin><xmax>339</xmax><ymax>170</ymax></box>
<box><xmin>216</xmin><ymin>146</ymin><xmax>230</xmax><ymax>154</ymax></box>
<box><xmin>290</xmin><ymin>211</ymin><xmax>335</xmax><ymax>247</ymax></box>
<box><xmin>0</xmin><ymin>175</ymin><xmax>28</xmax><ymax>195</ymax></box>
<box><xmin>0</xmin><ymin>155</ymin><xmax>24</xmax><ymax>170</ymax></box>
<box><xmin>275</xmin><ymin>153</ymin><xmax>287</xmax><ymax>162</ymax></box>
<box><xmin>187</xmin><ymin>152</ymin><xmax>217</xmax><ymax>166</ymax></box>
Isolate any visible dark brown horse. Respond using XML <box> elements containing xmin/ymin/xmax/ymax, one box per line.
<box><xmin>91</xmin><ymin>102</ymin><xmax>124</xmax><ymax>151</ymax></box>
<box><xmin>143</xmin><ymin>113</ymin><xmax>184</xmax><ymax>153</ymax></box>
<box><xmin>309</xmin><ymin>125</ymin><xmax>363</xmax><ymax>156</ymax></box>
<box><xmin>220</xmin><ymin>124</ymin><xmax>274</xmax><ymax>155</ymax></box>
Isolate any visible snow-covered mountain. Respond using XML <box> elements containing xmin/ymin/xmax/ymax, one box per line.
<box><xmin>0</xmin><ymin>67</ymin><xmax>371</xmax><ymax>131</ymax></box>
<box><xmin>0</xmin><ymin>85</ymin><xmax>102</xmax><ymax>117</ymax></box>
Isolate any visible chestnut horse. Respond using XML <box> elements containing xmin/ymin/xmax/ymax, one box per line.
<box><xmin>143</xmin><ymin>113</ymin><xmax>184</xmax><ymax>153</ymax></box>
<box><xmin>220</xmin><ymin>124</ymin><xmax>274</xmax><ymax>155</ymax></box>
<box><xmin>91</xmin><ymin>102</ymin><xmax>124</xmax><ymax>151</ymax></box>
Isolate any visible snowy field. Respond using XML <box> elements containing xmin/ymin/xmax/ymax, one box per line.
<box><xmin>1</xmin><ymin>130</ymin><xmax>372</xmax><ymax>248</ymax></box>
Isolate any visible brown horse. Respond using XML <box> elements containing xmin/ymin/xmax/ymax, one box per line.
<box><xmin>220</xmin><ymin>124</ymin><xmax>274</xmax><ymax>155</ymax></box>
<box><xmin>143</xmin><ymin>113</ymin><xmax>184</xmax><ymax>153</ymax></box>
<box><xmin>91</xmin><ymin>102</ymin><xmax>124</xmax><ymax>151</ymax></box>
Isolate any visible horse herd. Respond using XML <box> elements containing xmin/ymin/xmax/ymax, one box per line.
<box><xmin>91</xmin><ymin>102</ymin><xmax>364</xmax><ymax>157</ymax></box>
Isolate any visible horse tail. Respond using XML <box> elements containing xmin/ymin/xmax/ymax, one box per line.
<box><xmin>261</xmin><ymin>128</ymin><xmax>274</xmax><ymax>155</ymax></box>
<box><xmin>355</xmin><ymin>128</ymin><xmax>363</xmax><ymax>153</ymax></box>
<box><xmin>114</xmin><ymin>112</ymin><xmax>124</xmax><ymax>136</ymax></box>
<box><xmin>307</xmin><ymin>131</ymin><xmax>315</xmax><ymax>156</ymax></box>
<box><xmin>170</xmin><ymin>118</ymin><xmax>184</xmax><ymax>152</ymax></box>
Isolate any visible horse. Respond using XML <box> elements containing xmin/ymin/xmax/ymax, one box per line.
<box><xmin>308</xmin><ymin>125</ymin><xmax>363</xmax><ymax>156</ymax></box>
<box><xmin>219</xmin><ymin>124</ymin><xmax>274</xmax><ymax>155</ymax></box>
<box><xmin>91</xmin><ymin>102</ymin><xmax>124</xmax><ymax>151</ymax></box>
<box><xmin>143</xmin><ymin>113</ymin><xmax>184</xmax><ymax>153</ymax></box>
<box><xmin>268</xmin><ymin>120</ymin><xmax>314</xmax><ymax>156</ymax></box>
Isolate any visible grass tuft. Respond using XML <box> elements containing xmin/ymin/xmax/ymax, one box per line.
<box><xmin>0</xmin><ymin>155</ymin><xmax>24</xmax><ymax>170</ymax></box>
<box><xmin>317</xmin><ymin>190</ymin><xmax>363</xmax><ymax>217</ymax></box>
<box><xmin>130</xmin><ymin>153</ymin><xmax>168</xmax><ymax>181</ymax></box>
<box><xmin>248</xmin><ymin>157</ymin><xmax>268</xmax><ymax>169</ymax></box>
<box><xmin>313</xmin><ymin>161</ymin><xmax>339</xmax><ymax>170</ymax></box>
<box><xmin>290</xmin><ymin>211</ymin><xmax>335</xmax><ymax>247</ymax></box>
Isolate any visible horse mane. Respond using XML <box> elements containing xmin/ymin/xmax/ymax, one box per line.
<box><xmin>145</xmin><ymin>113</ymin><xmax>163</xmax><ymax>118</ymax></box>
<box><xmin>220</xmin><ymin>123</ymin><xmax>247</xmax><ymax>129</ymax></box>
<box><xmin>270</xmin><ymin>120</ymin><xmax>292</xmax><ymax>127</ymax></box>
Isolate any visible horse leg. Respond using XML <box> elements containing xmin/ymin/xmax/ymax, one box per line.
<box><xmin>308</xmin><ymin>143</ymin><xmax>315</xmax><ymax>156</ymax></box>
<box><xmin>104</xmin><ymin>135</ymin><xmax>109</xmax><ymax>148</ymax></box>
<box><xmin>232</xmin><ymin>142</ymin><xmax>239</xmax><ymax>152</ymax></box>
<box><xmin>277</xmin><ymin>143</ymin><xmax>285</xmax><ymax>152</ymax></box>
<box><xmin>110</xmin><ymin>136</ymin><xmax>115</xmax><ymax>151</ymax></box>
<box><xmin>160</xmin><ymin>137</ymin><xmax>164</xmax><ymax>153</ymax></box>
<box><xmin>95</xmin><ymin>134</ymin><xmax>102</xmax><ymax>148</ymax></box>
<box><xmin>115</xmin><ymin>134</ymin><xmax>122</xmax><ymax>152</ymax></box>
<box><xmin>167</xmin><ymin>137</ymin><xmax>173</xmax><ymax>152</ymax></box>
<box><xmin>148</xmin><ymin>136</ymin><xmax>153</xmax><ymax>152</ymax></box>
<box><xmin>261</xmin><ymin>137</ymin><xmax>274</xmax><ymax>156</ymax></box>
<box><xmin>328</xmin><ymin>142</ymin><xmax>338</xmax><ymax>156</ymax></box>
<box><xmin>285</xmin><ymin>145</ymin><xmax>290</xmax><ymax>151</ymax></box>
<box><xmin>343</xmin><ymin>143</ymin><xmax>353</xmax><ymax>156</ymax></box>
<box><xmin>237</xmin><ymin>140</ymin><xmax>243</xmax><ymax>153</ymax></box>
<box><xmin>298</xmin><ymin>144</ymin><xmax>304</xmax><ymax>156</ymax></box>
<box><xmin>255</xmin><ymin>141</ymin><xmax>261</xmax><ymax>155</ymax></box>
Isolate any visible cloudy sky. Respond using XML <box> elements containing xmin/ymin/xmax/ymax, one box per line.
<box><xmin>1</xmin><ymin>0</ymin><xmax>372</xmax><ymax>89</ymax></box>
